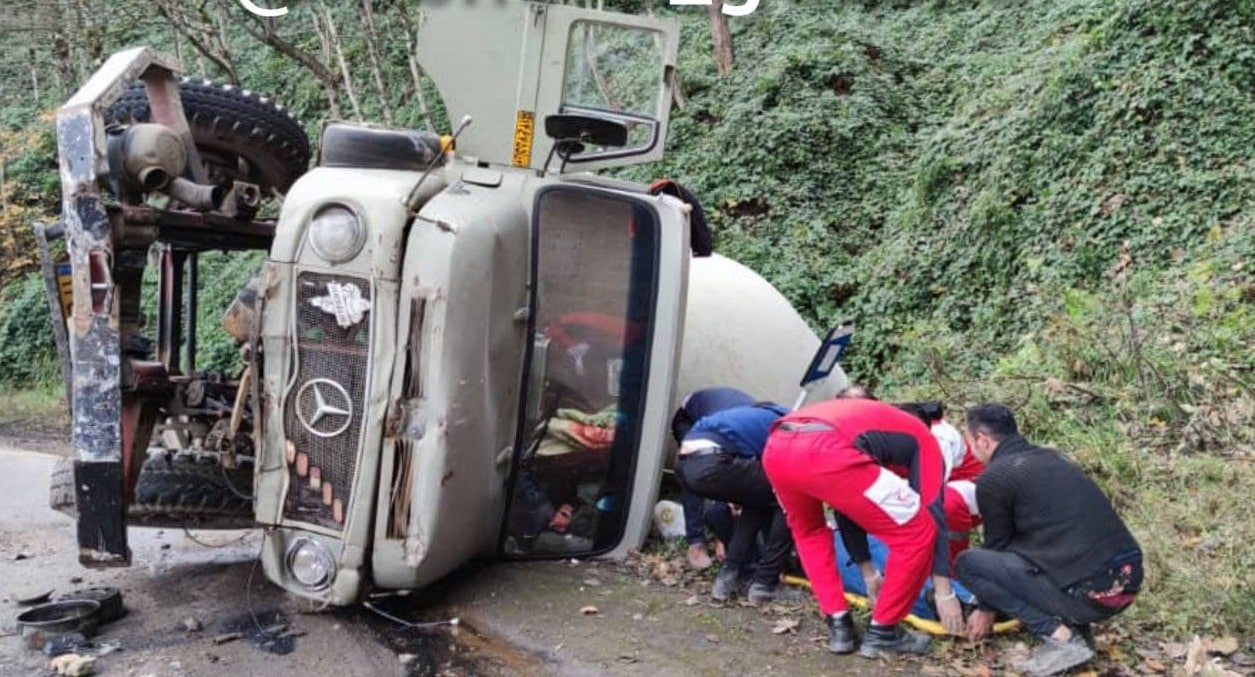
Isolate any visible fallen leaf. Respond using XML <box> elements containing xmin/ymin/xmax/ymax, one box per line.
<box><xmin>704</xmin><ymin>634</ymin><xmax>720</xmax><ymax>643</ymax></box>
<box><xmin>771</xmin><ymin>618</ymin><xmax>800</xmax><ymax>635</ymax></box>
<box><xmin>1209</xmin><ymin>637</ymin><xmax>1240</xmax><ymax>656</ymax></box>
<box><xmin>1074</xmin><ymin>672</ymin><xmax>1097</xmax><ymax>677</ymax></box>
<box><xmin>579</xmin><ymin>605</ymin><xmax>599</xmax><ymax>616</ymax></box>
<box><xmin>1104</xmin><ymin>645</ymin><xmax>1129</xmax><ymax>662</ymax></box>
<box><xmin>1162</xmin><ymin>642</ymin><xmax>1188</xmax><ymax>659</ymax></box>
<box><xmin>1141</xmin><ymin>658</ymin><xmax>1167</xmax><ymax>673</ymax></box>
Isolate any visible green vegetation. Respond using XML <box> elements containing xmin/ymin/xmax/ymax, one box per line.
<box><xmin>0</xmin><ymin>0</ymin><xmax>1250</xmax><ymax>638</ymax></box>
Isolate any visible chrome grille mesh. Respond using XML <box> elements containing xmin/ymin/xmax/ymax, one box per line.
<box><xmin>283</xmin><ymin>272</ymin><xmax>371</xmax><ymax>529</ymax></box>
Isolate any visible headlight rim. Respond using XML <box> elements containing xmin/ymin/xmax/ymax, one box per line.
<box><xmin>307</xmin><ymin>203</ymin><xmax>366</xmax><ymax>264</ymax></box>
<box><xmin>285</xmin><ymin>536</ymin><xmax>336</xmax><ymax>590</ymax></box>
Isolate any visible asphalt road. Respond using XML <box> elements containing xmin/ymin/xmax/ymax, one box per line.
<box><xmin>0</xmin><ymin>448</ymin><xmax>882</xmax><ymax>676</ymax></box>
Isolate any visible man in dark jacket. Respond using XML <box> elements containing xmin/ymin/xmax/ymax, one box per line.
<box><xmin>957</xmin><ymin>404</ymin><xmax>1143</xmax><ymax>677</ymax></box>
<box><xmin>672</xmin><ymin>387</ymin><xmax>793</xmax><ymax>604</ymax></box>
<box><xmin>671</xmin><ymin>387</ymin><xmax>757</xmax><ymax>570</ymax></box>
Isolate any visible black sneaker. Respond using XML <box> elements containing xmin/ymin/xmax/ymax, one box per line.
<box><xmin>711</xmin><ymin>568</ymin><xmax>740</xmax><ymax>602</ymax></box>
<box><xmin>859</xmin><ymin>622</ymin><xmax>931</xmax><ymax>658</ymax></box>
<box><xmin>826</xmin><ymin>613</ymin><xmax>858</xmax><ymax>654</ymax></box>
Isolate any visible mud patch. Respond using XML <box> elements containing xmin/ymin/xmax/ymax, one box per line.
<box><xmin>349</xmin><ymin>596</ymin><xmax>547</xmax><ymax>676</ymax></box>
<box><xmin>213</xmin><ymin>608</ymin><xmax>297</xmax><ymax>655</ymax></box>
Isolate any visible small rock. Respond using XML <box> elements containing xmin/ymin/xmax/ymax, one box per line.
<box><xmin>582</xmin><ymin>578</ymin><xmax>601</xmax><ymax>587</ymax></box>
<box><xmin>632</xmin><ymin>613</ymin><xmax>643</xmax><ymax>621</ymax></box>
<box><xmin>205</xmin><ymin>653</ymin><xmax>220</xmax><ymax>664</ymax></box>
<box><xmin>579</xmin><ymin>605</ymin><xmax>599</xmax><ymax>616</ymax></box>
<box><xmin>180</xmin><ymin>617</ymin><xmax>202</xmax><ymax>633</ymax></box>
<box><xmin>684</xmin><ymin>595</ymin><xmax>701</xmax><ymax>606</ymax></box>
<box><xmin>170</xmin><ymin>661</ymin><xmax>181</xmax><ymax>670</ymax></box>
<box><xmin>705</xmin><ymin>634</ymin><xmax>720</xmax><ymax>644</ymax></box>
<box><xmin>68</xmin><ymin>577</ymin><xmax>82</xmax><ymax>585</ymax></box>
<box><xmin>49</xmin><ymin>653</ymin><xmax>96</xmax><ymax>676</ymax></box>
<box><xmin>398</xmin><ymin>654</ymin><xmax>418</xmax><ymax>665</ymax></box>
<box><xmin>160</xmin><ymin>544</ymin><xmax>171</xmax><ymax>551</ymax></box>
<box><xmin>12</xmin><ymin>552</ymin><xmax>30</xmax><ymax>561</ymax></box>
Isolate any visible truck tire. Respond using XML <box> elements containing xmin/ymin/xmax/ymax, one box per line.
<box><xmin>105</xmin><ymin>77</ymin><xmax>311</xmax><ymax>193</ymax></box>
<box><xmin>49</xmin><ymin>454</ymin><xmax>254</xmax><ymax>522</ymax></box>
<box><xmin>49</xmin><ymin>457</ymin><xmax>76</xmax><ymax>517</ymax></box>
<box><xmin>132</xmin><ymin>453</ymin><xmax>254</xmax><ymax>518</ymax></box>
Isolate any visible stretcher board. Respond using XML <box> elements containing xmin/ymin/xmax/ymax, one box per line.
<box><xmin>781</xmin><ymin>575</ymin><xmax>1022</xmax><ymax>637</ymax></box>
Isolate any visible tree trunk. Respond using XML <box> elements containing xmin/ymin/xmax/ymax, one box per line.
<box><xmin>393</xmin><ymin>8</ymin><xmax>435</xmax><ymax>133</ymax></box>
<box><xmin>708</xmin><ymin>1</ymin><xmax>735</xmax><ymax>75</ymax></box>
<box><xmin>358</xmin><ymin>0</ymin><xmax>394</xmax><ymax>125</ymax></box>
<box><xmin>239</xmin><ymin>7</ymin><xmax>343</xmax><ymax>118</ymax></box>
<box><xmin>316</xmin><ymin>2</ymin><xmax>360</xmax><ymax>120</ymax></box>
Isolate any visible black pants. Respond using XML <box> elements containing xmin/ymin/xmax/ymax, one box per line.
<box><xmin>955</xmin><ymin>549</ymin><xmax>1119</xmax><ymax>636</ymax></box>
<box><xmin>676</xmin><ymin>451</ymin><xmax>791</xmax><ymax>586</ymax></box>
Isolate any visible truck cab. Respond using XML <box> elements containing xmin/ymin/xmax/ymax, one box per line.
<box><xmin>46</xmin><ymin>1</ymin><xmax>846</xmax><ymax>605</ymax></box>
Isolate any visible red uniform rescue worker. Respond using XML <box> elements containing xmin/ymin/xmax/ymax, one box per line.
<box><xmin>763</xmin><ymin>397</ymin><xmax>943</xmax><ymax>658</ymax></box>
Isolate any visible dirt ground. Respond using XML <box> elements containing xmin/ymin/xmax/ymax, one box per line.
<box><xmin>0</xmin><ymin>445</ymin><xmax>902</xmax><ymax>676</ymax></box>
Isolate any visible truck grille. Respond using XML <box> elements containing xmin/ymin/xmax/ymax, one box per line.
<box><xmin>283</xmin><ymin>272</ymin><xmax>372</xmax><ymax>529</ymax></box>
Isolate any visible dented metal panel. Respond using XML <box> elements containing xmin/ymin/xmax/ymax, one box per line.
<box><xmin>56</xmin><ymin>47</ymin><xmax>187</xmax><ymax>567</ymax></box>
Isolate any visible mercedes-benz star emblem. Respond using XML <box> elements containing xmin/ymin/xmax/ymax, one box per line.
<box><xmin>295</xmin><ymin>379</ymin><xmax>354</xmax><ymax>438</ymax></box>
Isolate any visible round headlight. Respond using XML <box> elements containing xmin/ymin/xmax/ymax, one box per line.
<box><xmin>308</xmin><ymin>205</ymin><xmax>365</xmax><ymax>263</ymax></box>
<box><xmin>287</xmin><ymin>538</ymin><xmax>335</xmax><ymax>589</ymax></box>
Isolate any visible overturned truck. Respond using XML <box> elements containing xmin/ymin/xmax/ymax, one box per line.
<box><xmin>42</xmin><ymin>1</ymin><xmax>847</xmax><ymax>605</ymax></box>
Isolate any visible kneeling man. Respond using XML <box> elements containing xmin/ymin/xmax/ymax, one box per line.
<box><xmin>957</xmin><ymin>404</ymin><xmax>1143</xmax><ymax>677</ymax></box>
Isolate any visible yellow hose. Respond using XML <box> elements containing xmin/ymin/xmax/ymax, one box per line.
<box><xmin>781</xmin><ymin>575</ymin><xmax>1021</xmax><ymax>637</ymax></box>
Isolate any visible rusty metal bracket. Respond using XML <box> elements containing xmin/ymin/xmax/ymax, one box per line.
<box><xmin>57</xmin><ymin>47</ymin><xmax>188</xmax><ymax>568</ymax></box>
<box><xmin>34</xmin><ymin>222</ymin><xmax>74</xmax><ymax>415</ymax></box>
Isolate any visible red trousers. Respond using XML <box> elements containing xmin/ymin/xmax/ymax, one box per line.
<box><xmin>764</xmin><ymin>427</ymin><xmax>938</xmax><ymax>625</ymax></box>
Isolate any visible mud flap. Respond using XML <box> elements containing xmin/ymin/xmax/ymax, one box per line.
<box><xmin>73</xmin><ymin>460</ymin><xmax>131</xmax><ymax>566</ymax></box>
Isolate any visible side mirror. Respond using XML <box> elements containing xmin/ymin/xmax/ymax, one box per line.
<box><xmin>544</xmin><ymin>114</ymin><xmax>629</xmax><ymax>148</ymax></box>
<box><xmin>793</xmin><ymin>321</ymin><xmax>855</xmax><ymax>409</ymax></box>
<box><xmin>543</xmin><ymin>115</ymin><xmax>629</xmax><ymax>173</ymax></box>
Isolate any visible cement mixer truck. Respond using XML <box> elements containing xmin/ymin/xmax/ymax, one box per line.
<box><xmin>41</xmin><ymin>1</ymin><xmax>848</xmax><ymax>605</ymax></box>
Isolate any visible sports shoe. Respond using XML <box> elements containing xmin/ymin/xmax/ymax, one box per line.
<box><xmin>686</xmin><ymin>543</ymin><xmax>713</xmax><ymax>570</ymax></box>
<box><xmin>826</xmin><ymin>613</ymin><xmax>858</xmax><ymax>654</ymax></box>
<box><xmin>859</xmin><ymin>622</ymin><xmax>931</xmax><ymax>658</ymax></box>
<box><xmin>747</xmin><ymin>581</ymin><xmax>778</xmax><ymax>604</ymax></box>
<box><xmin>711</xmin><ymin>568</ymin><xmax>740</xmax><ymax>602</ymax></box>
<box><xmin>1013</xmin><ymin>635</ymin><xmax>1095</xmax><ymax>676</ymax></box>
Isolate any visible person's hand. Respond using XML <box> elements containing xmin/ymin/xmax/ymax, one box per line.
<box><xmin>713</xmin><ymin>540</ymin><xmax>727</xmax><ymax>562</ymax></box>
<box><xmin>936</xmin><ymin>594</ymin><xmax>965</xmax><ymax>635</ymax></box>
<box><xmin>966</xmin><ymin>609</ymin><xmax>996</xmax><ymax>641</ymax></box>
<box><xmin>863</xmin><ymin>570</ymin><xmax>883</xmax><ymax>605</ymax></box>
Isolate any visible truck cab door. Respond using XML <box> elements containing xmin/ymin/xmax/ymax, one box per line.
<box><xmin>500</xmin><ymin>184</ymin><xmax>687</xmax><ymax>559</ymax></box>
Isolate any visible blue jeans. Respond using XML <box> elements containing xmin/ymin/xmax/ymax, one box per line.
<box><xmin>681</xmin><ymin>487</ymin><xmax>708</xmax><ymax>546</ymax></box>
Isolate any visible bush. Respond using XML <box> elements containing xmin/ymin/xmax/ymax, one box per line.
<box><xmin>0</xmin><ymin>273</ymin><xmax>60</xmax><ymax>388</ymax></box>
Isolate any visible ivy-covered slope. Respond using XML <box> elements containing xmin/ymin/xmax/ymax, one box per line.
<box><xmin>624</xmin><ymin>0</ymin><xmax>1255</xmax><ymax>384</ymax></box>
